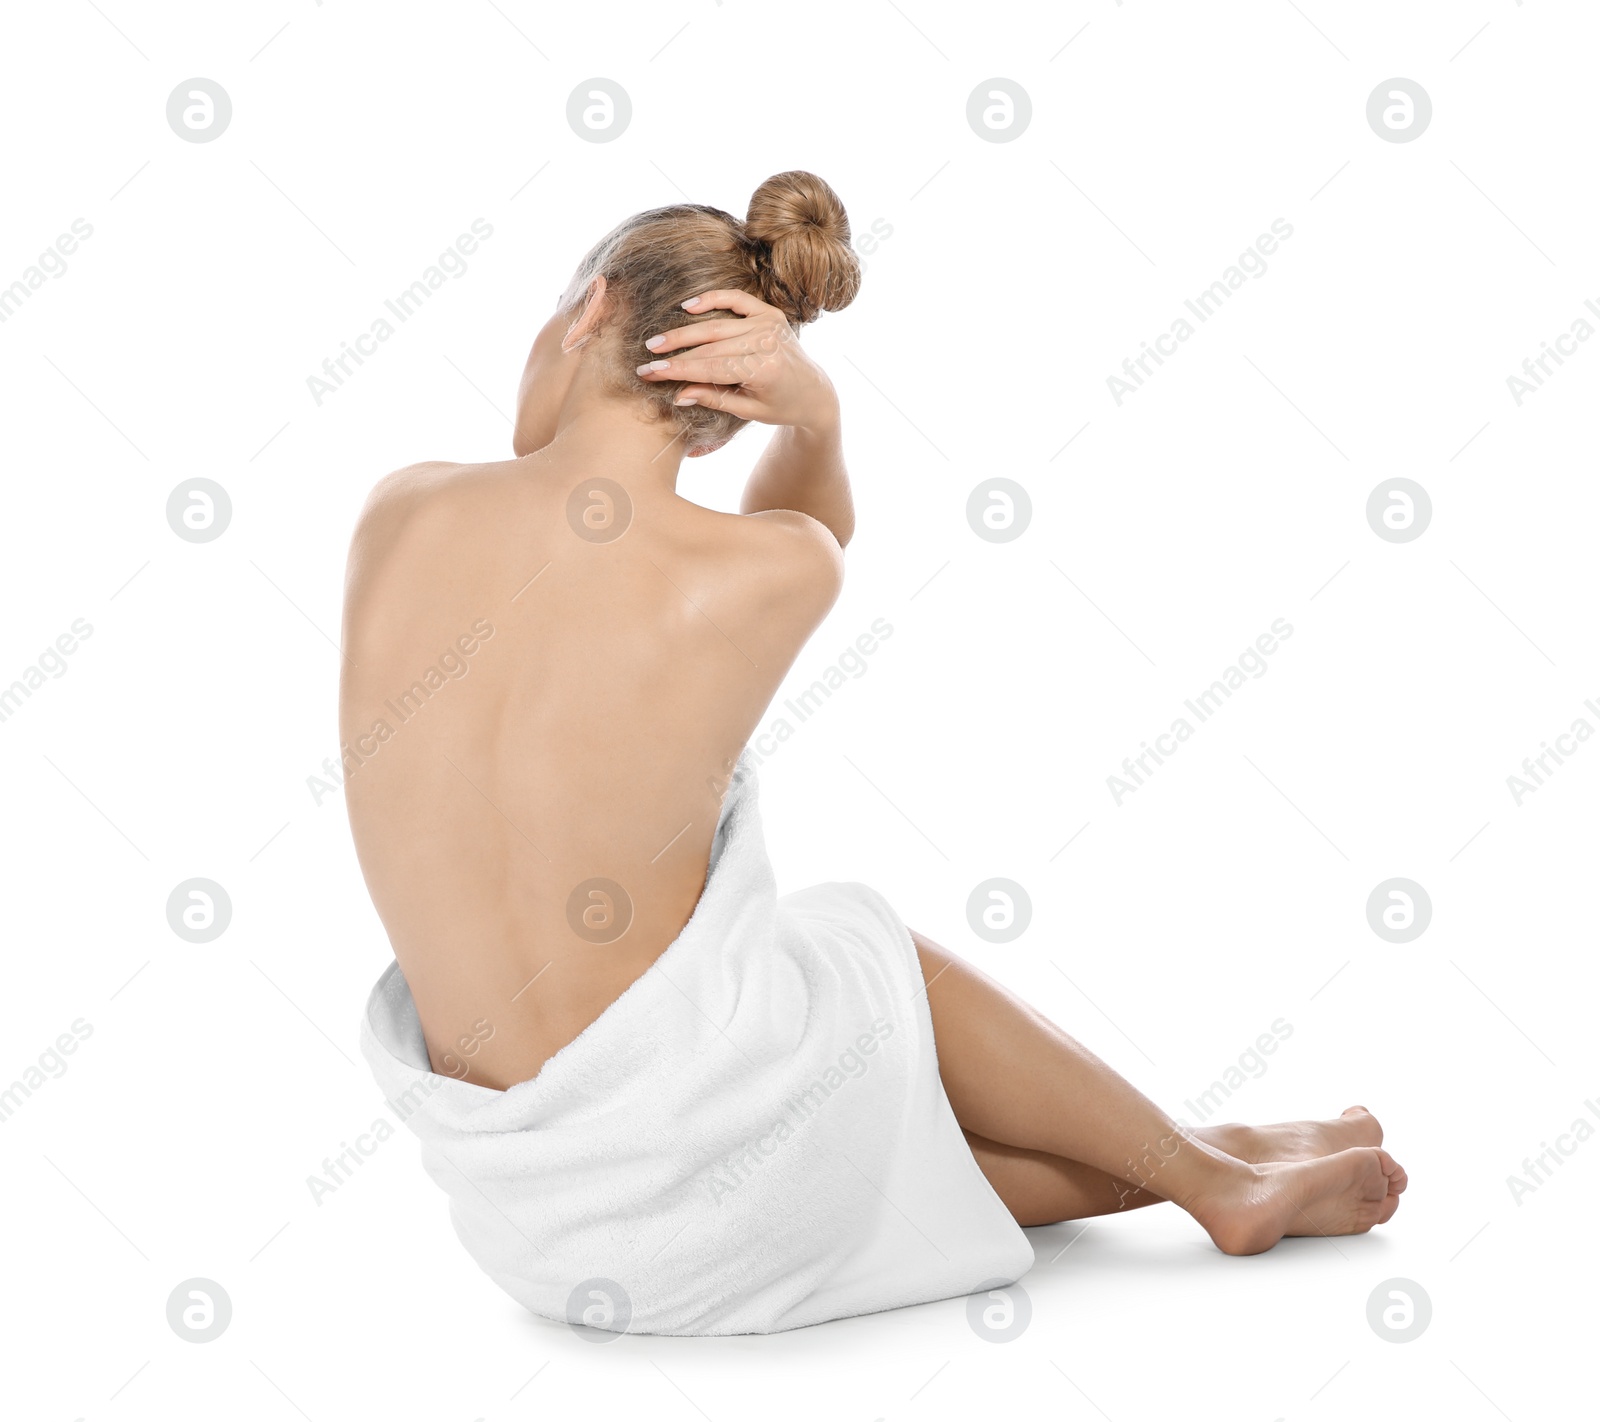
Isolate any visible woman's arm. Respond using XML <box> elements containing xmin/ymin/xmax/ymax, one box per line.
<box><xmin>739</xmin><ymin>406</ymin><xmax>854</xmax><ymax>549</ymax></box>
<box><xmin>636</xmin><ymin>288</ymin><xmax>855</xmax><ymax>548</ymax></box>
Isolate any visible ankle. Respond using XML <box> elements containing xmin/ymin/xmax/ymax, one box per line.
<box><xmin>1154</xmin><ymin>1133</ymin><xmax>1261</xmax><ymax>1216</ymax></box>
<box><xmin>1210</xmin><ymin>1122</ymin><xmax>1266</xmax><ymax>1164</ymax></box>
<box><xmin>1183</xmin><ymin>1158</ymin><xmax>1278</xmax><ymax>1254</ymax></box>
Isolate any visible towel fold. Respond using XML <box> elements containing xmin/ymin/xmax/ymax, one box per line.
<box><xmin>359</xmin><ymin>749</ymin><xmax>1034</xmax><ymax>1335</ymax></box>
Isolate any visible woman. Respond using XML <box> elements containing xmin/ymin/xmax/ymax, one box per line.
<box><xmin>345</xmin><ymin>171</ymin><xmax>1404</xmax><ymax>1336</ymax></box>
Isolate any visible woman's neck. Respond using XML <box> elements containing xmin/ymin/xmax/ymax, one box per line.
<box><xmin>524</xmin><ymin>401</ymin><xmax>689</xmax><ymax>491</ymax></box>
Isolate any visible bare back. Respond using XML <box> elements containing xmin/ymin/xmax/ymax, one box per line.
<box><xmin>340</xmin><ymin>452</ymin><xmax>842</xmax><ymax>1089</ymax></box>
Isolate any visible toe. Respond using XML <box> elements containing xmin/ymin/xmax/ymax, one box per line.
<box><xmin>1374</xmin><ymin>1148</ymin><xmax>1407</xmax><ymax>1193</ymax></box>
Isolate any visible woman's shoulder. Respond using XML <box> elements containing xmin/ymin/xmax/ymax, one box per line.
<box><xmin>348</xmin><ymin>458</ymin><xmax>531</xmax><ymax>565</ymax></box>
<box><xmin>353</xmin><ymin>459</ymin><xmax>487</xmax><ymax>529</ymax></box>
<box><xmin>342</xmin><ymin>460</ymin><xmax>508</xmax><ymax>629</ymax></box>
<box><xmin>688</xmin><ymin>505</ymin><xmax>846</xmax><ymax>624</ymax></box>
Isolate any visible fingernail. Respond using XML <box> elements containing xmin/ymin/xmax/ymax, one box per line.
<box><xmin>681</xmin><ymin>296</ymin><xmax>701</xmax><ymax>309</ymax></box>
<box><xmin>644</xmin><ymin>335</ymin><xmax>666</xmax><ymax>350</ymax></box>
<box><xmin>674</xmin><ymin>396</ymin><xmax>697</xmax><ymax>406</ymax></box>
<box><xmin>635</xmin><ymin>360</ymin><xmax>671</xmax><ymax>375</ymax></box>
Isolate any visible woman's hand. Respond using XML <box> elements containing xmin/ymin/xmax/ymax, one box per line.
<box><xmin>634</xmin><ymin>289</ymin><xmax>839</xmax><ymax>433</ymax></box>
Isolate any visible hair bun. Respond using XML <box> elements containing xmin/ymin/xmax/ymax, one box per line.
<box><xmin>745</xmin><ymin>170</ymin><xmax>862</xmax><ymax>324</ymax></box>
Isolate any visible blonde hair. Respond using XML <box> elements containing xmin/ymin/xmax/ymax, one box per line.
<box><xmin>559</xmin><ymin>170</ymin><xmax>861</xmax><ymax>452</ymax></box>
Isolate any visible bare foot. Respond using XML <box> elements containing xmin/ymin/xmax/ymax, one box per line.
<box><xmin>1199</xmin><ymin>1106</ymin><xmax>1383</xmax><ymax>1165</ymax></box>
<box><xmin>1193</xmin><ymin>1146</ymin><xmax>1407</xmax><ymax>1256</ymax></box>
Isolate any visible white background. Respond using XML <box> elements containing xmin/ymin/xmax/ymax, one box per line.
<box><xmin>2</xmin><ymin>1</ymin><xmax>1595</xmax><ymax>1418</ymax></box>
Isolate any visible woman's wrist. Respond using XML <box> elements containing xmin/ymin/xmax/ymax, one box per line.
<box><xmin>787</xmin><ymin>370</ymin><xmax>841</xmax><ymax>439</ymax></box>
<box><xmin>790</xmin><ymin>400</ymin><xmax>841</xmax><ymax>442</ymax></box>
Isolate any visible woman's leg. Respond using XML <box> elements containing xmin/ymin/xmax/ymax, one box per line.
<box><xmin>911</xmin><ymin>931</ymin><xmax>1406</xmax><ymax>1253</ymax></box>
<box><xmin>961</xmin><ymin>1109</ymin><xmax>1389</xmax><ymax>1228</ymax></box>
<box><xmin>962</xmin><ymin>1128</ymin><xmax>1166</xmax><ymax>1226</ymax></box>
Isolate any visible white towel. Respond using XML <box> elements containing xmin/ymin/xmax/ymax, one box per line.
<box><xmin>359</xmin><ymin>749</ymin><xmax>1035</xmax><ymax>1335</ymax></box>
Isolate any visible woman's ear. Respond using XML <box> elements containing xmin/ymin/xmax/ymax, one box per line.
<box><xmin>560</xmin><ymin>274</ymin><xmax>609</xmax><ymax>354</ymax></box>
